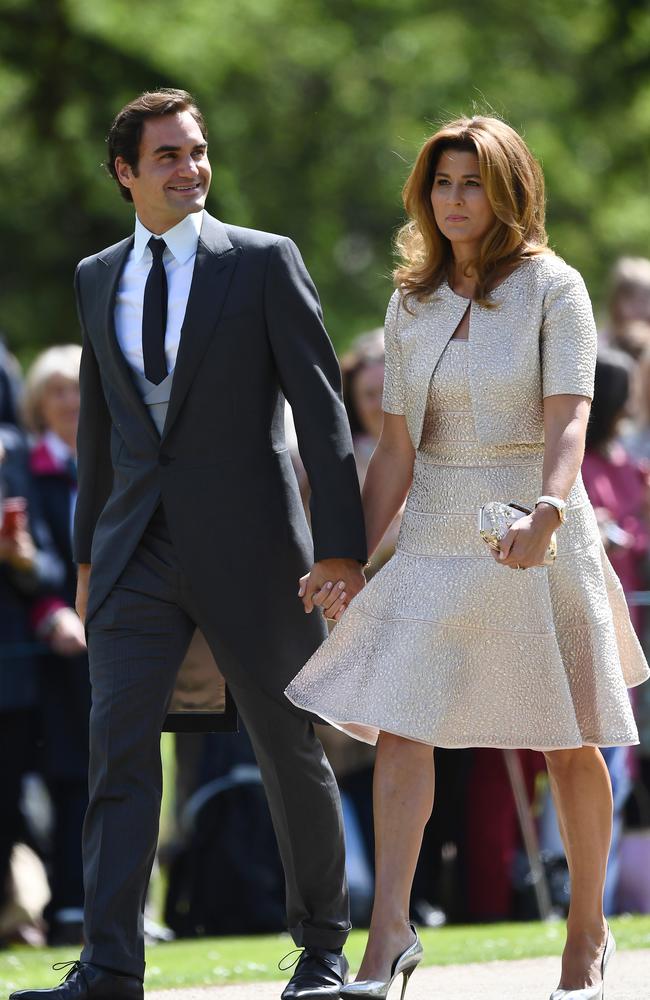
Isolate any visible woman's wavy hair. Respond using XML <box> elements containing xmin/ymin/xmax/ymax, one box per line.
<box><xmin>394</xmin><ymin>116</ymin><xmax>551</xmax><ymax>306</ymax></box>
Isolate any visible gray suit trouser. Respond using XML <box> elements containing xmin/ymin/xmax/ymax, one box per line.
<box><xmin>81</xmin><ymin>506</ymin><xmax>349</xmax><ymax>978</ymax></box>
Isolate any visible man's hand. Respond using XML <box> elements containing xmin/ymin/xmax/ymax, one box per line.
<box><xmin>75</xmin><ymin>563</ymin><xmax>91</xmax><ymax>626</ymax></box>
<box><xmin>298</xmin><ymin>558</ymin><xmax>365</xmax><ymax>621</ymax></box>
<box><xmin>48</xmin><ymin>607</ymin><xmax>87</xmax><ymax>657</ymax></box>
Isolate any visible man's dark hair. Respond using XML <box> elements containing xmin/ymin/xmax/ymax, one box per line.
<box><xmin>106</xmin><ymin>88</ymin><xmax>207</xmax><ymax>202</ymax></box>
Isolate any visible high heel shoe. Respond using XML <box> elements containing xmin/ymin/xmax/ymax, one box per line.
<box><xmin>340</xmin><ymin>924</ymin><xmax>423</xmax><ymax>1000</ymax></box>
<box><xmin>549</xmin><ymin>926</ymin><xmax>616</xmax><ymax>1000</ymax></box>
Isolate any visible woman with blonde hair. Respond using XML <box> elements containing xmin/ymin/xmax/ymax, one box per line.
<box><xmin>287</xmin><ymin>116</ymin><xmax>648</xmax><ymax>1000</ymax></box>
<box><xmin>23</xmin><ymin>344</ymin><xmax>90</xmax><ymax>945</ymax></box>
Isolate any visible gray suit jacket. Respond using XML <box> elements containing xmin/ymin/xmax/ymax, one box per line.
<box><xmin>73</xmin><ymin>213</ymin><xmax>366</xmax><ymax>689</ymax></box>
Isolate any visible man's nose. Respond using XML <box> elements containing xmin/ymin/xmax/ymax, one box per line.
<box><xmin>178</xmin><ymin>156</ymin><xmax>200</xmax><ymax>176</ymax></box>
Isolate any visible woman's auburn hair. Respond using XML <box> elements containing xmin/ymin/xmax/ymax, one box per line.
<box><xmin>394</xmin><ymin>115</ymin><xmax>552</xmax><ymax>306</ymax></box>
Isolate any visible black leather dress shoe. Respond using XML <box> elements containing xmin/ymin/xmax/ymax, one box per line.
<box><xmin>281</xmin><ymin>949</ymin><xmax>349</xmax><ymax>999</ymax></box>
<box><xmin>9</xmin><ymin>962</ymin><xmax>143</xmax><ymax>999</ymax></box>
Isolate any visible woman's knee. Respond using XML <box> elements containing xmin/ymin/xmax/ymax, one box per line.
<box><xmin>378</xmin><ymin>730</ymin><xmax>434</xmax><ymax>761</ymax></box>
<box><xmin>544</xmin><ymin>745</ymin><xmax>601</xmax><ymax>776</ymax></box>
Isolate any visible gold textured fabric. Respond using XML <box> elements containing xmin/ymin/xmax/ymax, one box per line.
<box><xmin>286</xmin><ymin>260</ymin><xmax>649</xmax><ymax>750</ymax></box>
<box><xmin>382</xmin><ymin>254</ymin><xmax>598</xmax><ymax>450</ymax></box>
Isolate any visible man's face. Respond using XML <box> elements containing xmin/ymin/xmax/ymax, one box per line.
<box><xmin>115</xmin><ymin>110</ymin><xmax>212</xmax><ymax>233</ymax></box>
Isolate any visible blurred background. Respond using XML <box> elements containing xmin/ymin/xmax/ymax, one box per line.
<box><xmin>1</xmin><ymin>0</ymin><xmax>650</xmax><ymax>966</ymax></box>
<box><xmin>1</xmin><ymin>0</ymin><xmax>649</xmax><ymax>360</ymax></box>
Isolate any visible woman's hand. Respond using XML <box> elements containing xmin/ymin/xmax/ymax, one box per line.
<box><xmin>492</xmin><ymin>506</ymin><xmax>558</xmax><ymax>570</ymax></box>
<box><xmin>298</xmin><ymin>575</ymin><xmax>350</xmax><ymax>622</ymax></box>
<box><xmin>298</xmin><ymin>559</ymin><xmax>365</xmax><ymax>622</ymax></box>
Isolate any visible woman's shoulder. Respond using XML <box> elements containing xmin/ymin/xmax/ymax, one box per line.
<box><xmin>385</xmin><ymin>286</ymin><xmax>422</xmax><ymax>336</ymax></box>
<box><xmin>521</xmin><ymin>253</ymin><xmax>589</xmax><ymax>299</ymax></box>
<box><xmin>387</xmin><ymin>284</ymin><xmax>445</xmax><ymax>325</ymax></box>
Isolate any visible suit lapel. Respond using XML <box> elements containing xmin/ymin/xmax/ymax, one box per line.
<box><xmin>410</xmin><ymin>287</ymin><xmax>470</xmax><ymax>448</ymax></box>
<box><xmin>161</xmin><ymin>215</ymin><xmax>241</xmax><ymax>441</ymax></box>
<box><xmin>96</xmin><ymin>236</ymin><xmax>160</xmax><ymax>445</ymax></box>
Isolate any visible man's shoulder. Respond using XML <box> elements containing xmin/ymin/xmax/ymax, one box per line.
<box><xmin>76</xmin><ymin>234</ymin><xmax>133</xmax><ymax>276</ymax></box>
<box><xmin>219</xmin><ymin>220</ymin><xmax>293</xmax><ymax>253</ymax></box>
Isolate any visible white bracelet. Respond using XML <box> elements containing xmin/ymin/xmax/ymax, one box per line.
<box><xmin>535</xmin><ymin>495</ymin><xmax>567</xmax><ymax>525</ymax></box>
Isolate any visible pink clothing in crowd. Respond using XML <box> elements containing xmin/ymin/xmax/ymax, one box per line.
<box><xmin>581</xmin><ymin>443</ymin><xmax>650</xmax><ymax>633</ymax></box>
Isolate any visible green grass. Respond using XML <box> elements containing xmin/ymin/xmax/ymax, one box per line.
<box><xmin>1</xmin><ymin>917</ymin><xmax>649</xmax><ymax>993</ymax></box>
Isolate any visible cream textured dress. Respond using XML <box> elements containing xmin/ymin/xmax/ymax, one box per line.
<box><xmin>286</xmin><ymin>255</ymin><xmax>649</xmax><ymax>750</ymax></box>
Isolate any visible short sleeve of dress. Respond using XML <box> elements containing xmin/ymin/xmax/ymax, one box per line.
<box><xmin>540</xmin><ymin>265</ymin><xmax>597</xmax><ymax>399</ymax></box>
<box><xmin>382</xmin><ymin>289</ymin><xmax>405</xmax><ymax>414</ymax></box>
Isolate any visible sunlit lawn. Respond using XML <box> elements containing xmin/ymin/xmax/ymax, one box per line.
<box><xmin>5</xmin><ymin>743</ymin><xmax>649</xmax><ymax>992</ymax></box>
<box><xmin>1</xmin><ymin>916</ymin><xmax>649</xmax><ymax>993</ymax></box>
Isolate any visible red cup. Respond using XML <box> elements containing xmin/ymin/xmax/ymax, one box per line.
<box><xmin>1</xmin><ymin>496</ymin><xmax>27</xmax><ymax>537</ymax></box>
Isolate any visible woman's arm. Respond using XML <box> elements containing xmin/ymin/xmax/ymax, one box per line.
<box><xmin>305</xmin><ymin>412</ymin><xmax>415</xmax><ymax>620</ymax></box>
<box><xmin>498</xmin><ymin>393</ymin><xmax>591</xmax><ymax>569</ymax></box>
<box><xmin>363</xmin><ymin>413</ymin><xmax>415</xmax><ymax>558</ymax></box>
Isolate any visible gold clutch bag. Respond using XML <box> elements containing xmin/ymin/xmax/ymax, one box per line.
<box><xmin>478</xmin><ymin>500</ymin><xmax>557</xmax><ymax>565</ymax></box>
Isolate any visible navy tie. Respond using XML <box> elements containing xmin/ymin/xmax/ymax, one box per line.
<box><xmin>142</xmin><ymin>236</ymin><xmax>168</xmax><ymax>385</ymax></box>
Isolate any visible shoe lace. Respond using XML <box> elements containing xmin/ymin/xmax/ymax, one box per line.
<box><xmin>52</xmin><ymin>961</ymin><xmax>83</xmax><ymax>984</ymax></box>
<box><xmin>278</xmin><ymin>948</ymin><xmax>305</xmax><ymax>972</ymax></box>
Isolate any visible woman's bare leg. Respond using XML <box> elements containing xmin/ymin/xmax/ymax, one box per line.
<box><xmin>544</xmin><ymin>746</ymin><xmax>612</xmax><ymax>990</ymax></box>
<box><xmin>355</xmin><ymin>732</ymin><xmax>434</xmax><ymax>982</ymax></box>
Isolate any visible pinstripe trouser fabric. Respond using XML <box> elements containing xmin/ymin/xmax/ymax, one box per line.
<box><xmin>81</xmin><ymin>507</ymin><xmax>349</xmax><ymax>977</ymax></box>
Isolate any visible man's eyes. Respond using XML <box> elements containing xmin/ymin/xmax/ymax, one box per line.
<box><xmin>159</xmin><ymin>150</ymin><xmax>205</xmax><ymax>161</ymax></box>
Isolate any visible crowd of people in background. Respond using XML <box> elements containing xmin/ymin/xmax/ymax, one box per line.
<box><xmin>1</xmin><ymin>254</ymin><xmax>650</xmax><ymax>947</ymax></box>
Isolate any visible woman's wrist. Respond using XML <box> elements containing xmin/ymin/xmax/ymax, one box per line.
<box><xmin>535</xmin><ymin>495</ymin><xmax>566</xmax><ymax>524</ymax></box>
<box><xmin>531</xmin><ymin>504</ymin><xmax>560</xmax><ymax>535</ymax></box>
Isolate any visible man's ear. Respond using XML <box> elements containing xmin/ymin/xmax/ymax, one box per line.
<box><xmin>115</xmin><ymin>156</ymin><xmax>135</xmax><ymax>192</ymax></box>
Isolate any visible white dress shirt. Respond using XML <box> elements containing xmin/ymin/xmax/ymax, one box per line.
<box><xmin>114</xmin><ymin>211</ymin><xmax>203</xmax><ymax>377</ymax></box>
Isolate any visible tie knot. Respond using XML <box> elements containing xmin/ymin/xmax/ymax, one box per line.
<box><xmin>148</xmin><ymin>236</ymin><xmax>166</xmax><ymax>261</ymax></box>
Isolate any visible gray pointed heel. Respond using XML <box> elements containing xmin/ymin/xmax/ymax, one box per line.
<box><xmin>340</xmin><ymin>924</ymin><xmax>423</xmax><ymax>1000</ymax></box>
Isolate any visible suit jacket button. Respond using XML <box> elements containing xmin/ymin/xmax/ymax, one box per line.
<box><xmin>159</xmin><ymin>453</ymin><xmax>172</xmax><ymax>466</ymax></box>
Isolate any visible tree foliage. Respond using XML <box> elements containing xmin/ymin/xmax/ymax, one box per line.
<box><xmin>0</xmin><ymin>0</ymin><xmax>648</xmax><ymax>357</ymax></box>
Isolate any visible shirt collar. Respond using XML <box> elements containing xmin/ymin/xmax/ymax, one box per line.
<box><xmin>133</xmin><ymin>210</ymin><xmax>203</xmax><ymax>265</ymax></box>
<box><xmin>42</xmin><ymin>430</ymin><xmax>74</xmax><ymax>465</ymax></box>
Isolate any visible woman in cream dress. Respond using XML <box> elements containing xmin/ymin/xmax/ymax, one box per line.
<box><xmin>286</xmin><ymin>117</ymin><xmax>649</xmax><ymax>1000</ymax></box>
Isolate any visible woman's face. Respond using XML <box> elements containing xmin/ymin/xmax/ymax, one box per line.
<box><xmin>613</xmin><ymin>287</ymin><xmax>650</xmax><ymax>326</ymax></box>
<box><xmin>352</xmin><ymin>361</ymin><xmax>385</xmax><ymax>440</ymax></box>
<box><xmin>40</xmin><ymin>374</ymin><xmax>80</xmax><ymax>444</ymax></box>
<box><xmin>431</xmin><ymin>149</ymin><xmax>496</xmax><ymax>259</ymax></box>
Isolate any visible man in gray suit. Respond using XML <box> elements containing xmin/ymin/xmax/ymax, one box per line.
<box><xmin>12</xmin><ymin>89</ymin><xmax>366</xmax><ymax>1000</ymax></box>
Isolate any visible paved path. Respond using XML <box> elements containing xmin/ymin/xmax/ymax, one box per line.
<box><xmin>149</xmin><ymin>948</ymin><xmax>650</xmax><ymax>1000</ymax></box>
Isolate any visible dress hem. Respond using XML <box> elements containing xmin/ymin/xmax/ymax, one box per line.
<box><xmin>287</xmin><ymin>694</ymin><xmax>640</xmax><ymax>752</ymax></box>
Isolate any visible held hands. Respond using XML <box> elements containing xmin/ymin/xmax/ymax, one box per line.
<box><xmin>298</xmin><ymin>558</ymin><xmax>366</xmax><ymax>621</ymax></box>
<box><xmin>493</xmin><ymin>506</ymin><xmax>558</xmax><ymax>570</ymax></box>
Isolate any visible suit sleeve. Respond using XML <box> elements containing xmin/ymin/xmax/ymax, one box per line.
<box><xmin>264</xmin><ymin>237</ymin><xmax>367</xmax><ymax>564</ymax></box>
<box><xmin>72</xmin><ymin>263</ymin><xmax>114</xmax><ymax>564</ymax></box>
